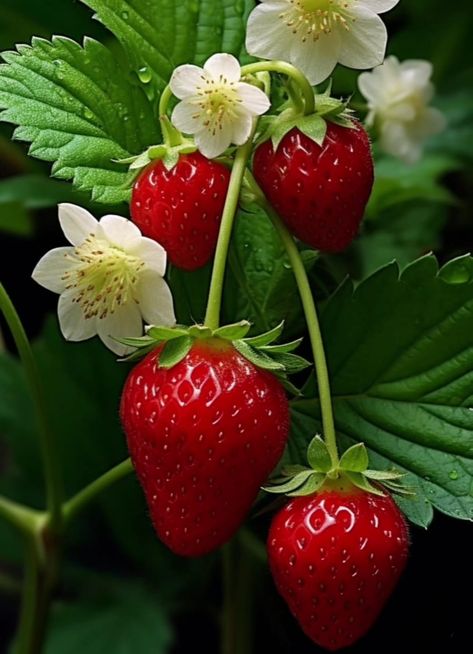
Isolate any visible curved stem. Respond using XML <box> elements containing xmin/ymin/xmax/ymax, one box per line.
<box><xmin>204</xmin><ymin>128</ymin><xmax>257</xmax><ymax>330</ymax></box>
<box><xmin>0</xmin><ymin>283</ymin><xmax>63</xmax><ymax>530</ymax></box>
<box><xmin>159</xmin><ymin>84</ymin><xmax>173</xmax><ymax>117</ymax></box>
<box><xmin>62</xmin><ymin>458</ymin><xmax>133</xmax><ymax>524</ymax></box>
<box><xmin>241</xmin><ymin>61</ymin><xmax>315</xmax><ymax>115</ymax></box>
<box><xmin>244</xmin><ymin>173</ymin><xmax>339</xmax><ymax>466</ymax></box>
<box><xmin>0</xmin><ymin>496</ymin><xmax>41</xmax><ymax>536</ymax></box>
<box><xmin>268</xmin><ymin>210</ymin><xmax>339</xmax><ymax>466</ymax></box>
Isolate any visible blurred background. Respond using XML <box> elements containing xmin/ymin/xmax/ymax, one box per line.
<box><xmin>0</xmin><ymin>0</ymin><xmax>472</xmax><ymax>652</ymax></box>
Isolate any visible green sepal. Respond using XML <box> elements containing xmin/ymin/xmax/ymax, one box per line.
<box><xmin>158</xmin><ymin>335</ymin><xmax>193</xmax><ymax>369</ymax></box>
<box><xmin>214</xmin><ymin>321</ymin><xmax>251</xmax><ymax>340</ymax></box>
<box><xmin>120</xmin><ymin>139</ymin><xmax>198</xmax><ymax>175</ymax></box>
<box><xmin>243</xmin><ymin>322</ymin><xmax>284</xmax><ymax>347</ymax></box>
<box><xmin>266</xmin><ymin>352</ymin><xmax>311</xmax><ymax>374</ymax></box>
<box><xmin>277</xmin><ymin>376</ymin><xmax>304</xmax><ymax>397</ymax></box>
<box><xmin>345</xmin><ymin>472</ymin><xmax>385</xmax><ymax>497</ymax></box>
<box><xmin>259</xmin><ymin>338</ymin><xmax>303</xmax><ymax>354</ymax></box>
<box><xmin>115</xmin><ymin>335</ymin><xmax>157</xmax><ymax>349</ymax></box>
<box><xmin>147</xmin><ymin>325</ymin><xmax>190</xmax><ymax>341</ymax></box>
<box><xmin>263</xmin><ymin>469</ymin><xmax>315</xmax><ymax>494</ymax></box>
<box><xmin>287</xmin><ymin>473</ymin><xmax>326</xmax><ymax>497</ymax></box>
<box><xmin>232</xmin><ymin>340</ymin><xmax>285</xmax><ymax>372</ymax></box>
<box><xmin>364</xmin><ymin>469</ymin><xmax>406</xmax><ymax>481</ymax></box>
<box><xmin>339</xmin><ymin>443</ymin><xmax>369</xmax><ymax>473</ymax></box>
<box><xmin>118</xmin><ymin>343</ymin><xmax>160</xmax><ymax>363</ymax></box>
<box><xmin>307</xmin><ymin>435</ymin><xmax>332</xmax><ymax>473</ymax></box>
<box><xmin>297</xmin><ymin>114</ymin><xmax>327</xmax><ymax>147</ymax></box>
<box><xmin>188</xmin><ymin>325</ymin><xmax>213</xmax><ymax>339</ymax></box>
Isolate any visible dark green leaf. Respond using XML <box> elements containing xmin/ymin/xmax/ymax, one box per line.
<box><xmin>0</xmin><ymin>36</ymin><xmax>160</xmax><ymax>203</ymax></box>
<box><xmin>158</xmin><ymin>335</ymin><xmax>193</xmax><ymax>368</ymax></box>
<box><xmin>290</xmin><ymin>255</ymin><xmax>473</xmax><ymax>525</ymax></box>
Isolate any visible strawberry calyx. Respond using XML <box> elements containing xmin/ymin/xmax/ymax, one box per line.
<box><xmin>256</xmin><ymin>85</ymin><xmax>355</xmax><ymax>152</ymax></box>
<box><xmin>264</xmin><ymin>434</ymin><xmax>413</xmax><ymax>498</ymax></box>
<box><xmin>118</xmin><ymin>116</ymin><xmax>197</xmax><ymax>173</ymax></box>
<box><xmin>116</xmin><ymin>320</ymin><xmax>311</xmax><ymax>394</ymax></box>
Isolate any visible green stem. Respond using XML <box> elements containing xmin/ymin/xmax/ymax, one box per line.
<box><xmin>241</xmin><ymin>61</ymin><xmax>315</xmax><ymax>115</ymax></box>
<box><xmin>158</xmin><ymin>84</ymin><xmax>173</xmax><ymax>117</ymax></box>
<box><xmin>204</xmin><ymin>130</ymin><xmax>257</xmax><ymax>330</ymax></box>
<box><xmin>0</xmin><ymin>283</ymin><xmax>63</xmax><ymax>530</ymax></box>
<box><xmin>269</xmin><ymin>210</ymin><xmax>339</xmax><ymax>466</ymax></box>
<box><xmin>244</xmin><ymin>174</ymin><xmax>339</xmax><ymax>466</ymax></box>
<box><xmin>62</xmin><ymin>458</ymin><xmax>133</xmax><ymax>524</ymax></box>
<box><xmin>0</xmin><ymin>496</ymin><xmax>41</xmax><ymax>536</ymax></box>
<box><xmin>221</xmin><ymin>540</ymin><xmax>254</xmax><ymax>654</ymax></box>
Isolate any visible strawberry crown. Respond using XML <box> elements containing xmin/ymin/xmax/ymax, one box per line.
<box><xmin>117</xmin><ymin>320</ymin><xmax>311</xmax><ymax>395</ymax></box>
<box><xmin>264</xmin><ymin>435</ymin><xmax>413</xmax><ymax>498</ymax></box>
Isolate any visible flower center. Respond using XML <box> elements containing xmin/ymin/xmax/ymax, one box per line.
<box><xmin>62</xmin><ymin>235</ymin><xmax>145</xmax><ymax>319</ymax></box>
<box><xmin>194</xmin><ymin>76</ymin><xmax>242</xmax><ymax>135</ymax></box>
<box><xmin>282</xmin><ymin>0</ymin><xmax>355</xmax><ymax>42</ymax></box>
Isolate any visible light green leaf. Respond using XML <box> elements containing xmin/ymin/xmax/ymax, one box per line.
<box><xmin>263</xmin><ymin>469</ymin><xmax>315</xmax><ymax>494</ymax></box>
<box><xmin>297</xmin><ymin>113</ymin><xmax>327</xmax><ymax>146</ymax></box>
<box><xmin>287</xmin><ymin>472</ymin><xmax>325</xmax><ymax>496</ymax></box>
<box><xmin>0</xmin><ymin>36</ymin><xmax>160</xmax><ymax>203</ymax></box>
<box><xmin>214</xmin><ymin>321</ymin><xmax>251</xmax><ymax>341</ymax></box>
<box><xmin>243</xmin><ymin>322</ymin><xmax>284</xmax><ymax>347</ymax></box>
<box><xmin>291</xmin><ymin>255</ymin><xmax>473</xmax><ymax>525</ymax></box>
<box><xmin>147</xmin><ymin>325</ymin><xmax>190</xmax><ymax>341</ymax></box>
<box><xmin>339</xmin><ymin>443</ymin><xmax>369</xmax><ymax>473</ymax></box>
<box><xmin>233</xmin><ymin>340</ymin><xmax>285</xmax><ymax>372</ymax></box>
<box><xmin>80</xmin><ymin>0</ymin><xmax>255</xmax><ymax>90</ymax></box>
<box><xmin>158</xmin><ymin>335</ymin><xmax>193</xmax><ymax>368</ymax></box>
<box><xmin>260</xmin><ymin>338</ymin><xmax>303</xmax><ymax>354</ymax></box>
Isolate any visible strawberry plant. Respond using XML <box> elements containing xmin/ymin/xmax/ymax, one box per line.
<box><xmin>0</xmin><ymin>1</ymin><xmax>472</xmax><ymax>653</ymax></box>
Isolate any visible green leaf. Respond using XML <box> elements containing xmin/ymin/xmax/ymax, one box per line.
<box><xmin>260</xmin><ymin>338</ymin><xmax>303</xmax><ymax>354</ymax></box>
<box><xmin>297</xmin><ymin>113</ymin><xmax>327</xmax><ymax>146</ymax></box>
<box><xmin>233</xmin><ymin>340</ymin><xmax>285</xmax><ymax>372</ymax></box>
<box><xmin>80</xmin><ymin>0</ymin><xmax>255</xmax><ymax>90</ymax></box>
<box><xmin>243</xmin><ymin>322</ymin><xmax>284</xmax><ymax>347</ymax></box>
<box><xmin>268</xmin><ymin>352</ymin><xmax>311</xmax><ymax>374</ymax></box>
<box><xmin>439</xmin><ymin>255</ymin><xmax>473</xmax><ymax>285</ymax></box>
<box><xmin>339</xmin><ymin>443</ymin><xmax>369</xmax><ymax>473</ymax></box>
<box><xmin>287</xmin><ymin>472</ymin><xmax>325</xmax><ymax>497</ymax></box>
<box><xmin>290</xmin><ymin>255</ymin><xmax>473</xmax><ymax>525</ymax></box>
<box><xmin>158</xmin><ymin>335</ymin><xmax>193</xmax><ymax>368</ymax></box>
<box><xmin>44</xmin><ymin>581</ymin><xmax>173</xmax><ymax>654</ymax></box>
<box><xmin>307</xmin><ymin>435</ymin><xmax>332</xmax><ymax>473</ymax></box>
<box><xmin>147</xmin><ymin>325</ymin><xmax>190</xmax><ymax>341</ymax></box>
<box><xmin>0</xmin><ymin>36</ymin><xmax>160</xmax><ymax>203</ymax></box>
<box><xmin>263</xmin><ymin>469</ymin><xmax>315</xmax><ymax>494</ymax></box>
<box><xmin>0</xmin><ymin>174</ymin><xmax>87</xmax><ymax>209</ymax></box>
<box><xmin>345</xmin><ymin>472</ymin><xmax>385</xmax><ymax>496</ymax></box>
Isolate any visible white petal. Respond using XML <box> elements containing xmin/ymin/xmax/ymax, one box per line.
<box><xmin>132</xmin><ymin>236</ymin><xmax>167</xmax><ymax>276</ymax></box>
<box><xmin>99</xmin><ymin>214</ymin><xmax>142</xmax><ymax>249</ymax></box>
<box><xmin>290</xmin><ymin>32</ymin><xmax>341</xmax><ymax>86</ymax></box>
<box><xmin>96</xmin><ymin>302</ymin><xmax>143</xmax><ymax>355</ymax></box>
<box><xmin>58</xmin><ymin>291</ymin><xmax>97</xmax><ymax>342</ymax></box>
<box><xmin>58</xmin><ymin>203</ymin><xmax>100</xmax><ymax>246</ymax></box>
<box><xmin>32</xmin><ymin>247</ymin><xmax>74</xmax><ymax>294</ymax></box>
<box><xmin>338</xmin><ymin>6</ymin><xmax>387</xmax><ymax>70</ymax></box>
<box><xmin>204</xmin><ymin>53</ymin><xmax>241</xmax><ymax>83</ymax></box>
<box><xmin>170</xmin><ymin>64</ymin><xmax>205</xmax><ymax>100</ymax></box>
<box><xmin>360</xmin><ymin>0</ymin><xmax>399</xmax><ymax>13</ymax></box>
<box><xmin>231</xmin><ymin>110</ymin><xmax>253</xmax><ymax>146</ymax></box>
<box><xmin>245</xmin><ymin>4</ymin><xmax>293</xmax><ymax>61</ymax></box>
<box><xmin>136</xmin><ymin>271</ymin><xmax>176</xmax><ymax>326</ymax></box>
<box><xmin>380</xmin><ymin>121</ymin><xmax>411</xmax><ymax>159</ymax></box>
<box><xmin>195</xmin><ymin>128</ymin><xmax>232</xmax><ymax>159</ymax></box>
<box><xmin>237</xmin><ymin>83</ymin><xmax>271</xmax><ymax>115</ymax></box>
<box><xmin>401</xmin><ymin>59</ymin><xmax>433</xmax><ymax>88</ymax></box>
<box><xmin>171</xmin><ymin>99</ymin><xmax>203</xmax><ymax>135</ymax></box>
<box><xmin>358</xmin><ymin>70</ymin><xmax>383</xmax><ymax>104</ymax></box>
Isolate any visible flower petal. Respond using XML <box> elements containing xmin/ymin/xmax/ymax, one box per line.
<box><xmin>237</xmin><ymin>83</ymin><xmax>271</xmax><ymax>116</ymax></box>
<box><xmin>245</xmin><ymin>3</ymin><xmax>293</xmax><ymax>61</ymax></box>
<box><xmin>401</xmin><ymin>59</ymin><xmax>433</xmax><ymax>88</ymax></box>
<box><xmin>99</xmin><ymin>214</ymin><xmax>142</xmax><ymax>249</ymax></box>
<box><xmin>132</xmin><ymin>236</ymin><xmax>167</xmax><ymax>276</ymax></box>
<box><xmin>136</xmin><ymin>271</ymin><xmax>176</xmax><ymax>326</ymax></box>
<box><xmin>230</xmin><ymin>110</ymin><xmax>253</xmax><ymax>146</ymax></box>
<box><xmin>290</xmin><ymin>32</ymin><xmax>341</xmax><ymax>86</ymax></box>
<box><xmin>32</xmin><ymin>247</ymin><xmax>74</xmax><ymax>294</ymax></box>
<box><xmin>204</xmin><ymin>53</ymin><xmax>241</xmax><ymax>83</ymax></box>
<box><xmin>338</xmin><ymin>6</ymin><xmax>387</xmax><ymax>70</ymax></box>
<box><xmin>195</xmin><ymin>127</ymin><xmax>232</xmax><ymax>159</ymax></box>
<box><xmin>58</xmin><ymin>291</ymin><xmax>97</xmax><ymax>342</ymax></box>
<box><xmin>360</xmin><ymin>0</ymin><xmax>399</xmax><ymax>13</ymax></box>
<box><xmin>96</xmin><ymin>302</ymin><xmax>143</xmax><ymax>355</ymax></box>
<box><xmin>58</xmin><ymin>203</ymin><xmax>100</xmax><ymax>246</ymax></box>
<box><xmin>170</xmin><ymin>64</ymin><xmax>205</xmax><ymax>99</ymax></box>
<box><xmin>171</xmin><ymin>99</ymin><xmax>203</xmax><ymax>135</ymax></box>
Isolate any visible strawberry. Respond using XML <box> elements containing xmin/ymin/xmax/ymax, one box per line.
<box><xmin>267</xmin><ymin>481</ymin><xmax>409</xmax><ymax>651</ymax></box>
<box><xmin>120</xmin><ymin>338</ymin><xmax>290</xmax><ymax>557</ymax></box>
<box><xmin>253</xmin><ymin>121</ymin><xmax>374</xmax><ymax>252</ymax></box>
<box><xmin>131</xmin><ymin>152</ymin><xmax>230</xmax><ymax>271</ymax></box>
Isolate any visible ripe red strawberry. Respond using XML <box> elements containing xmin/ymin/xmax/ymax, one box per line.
<box><xmin>120</xmin><ymin>338</ymin><xmax>290</xmax><ymax>557</ymax></box>
<box><xmin>253</xmin><ymin>122</ymin><xmax>374</xmax><ymax>252</ymax></box>
<box><xmin>267</xmin><ymin>482</ymin><xmax>409</xmax><ymax>650</ymax></box>
<box><xmin>131</xmin><ymin>153</ymin><xmax>230</xmax><ymax>271</ymax></box>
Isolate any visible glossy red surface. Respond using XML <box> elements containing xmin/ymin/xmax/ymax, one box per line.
<box><xmin>253</xmin><ymin>123</ymin><xmax>374</xmax><ymax>252</ymax></box>
<box><xmin>131</xmin><ymin>153</ymin><xmax>230</xmax><ymax>271</ymax></box>
<box><xmin>121</xmin><ymin>340</ymin><xmax>290</xmax><ymax>557</ymax></box>
<box><xmin>268</xmin><ymin>486</ymin><xmax>409</xmax><ymax>650</ymax></box>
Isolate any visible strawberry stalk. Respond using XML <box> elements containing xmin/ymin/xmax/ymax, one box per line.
<box><xmin>241</xmin><ymin>61</ymin><xmax>315</xmax><ymax>115</ymax></box>
<box><xmin>204</xmin><ymin>127</ymin><xmax>257</xmax><ymax>330</ymax></box>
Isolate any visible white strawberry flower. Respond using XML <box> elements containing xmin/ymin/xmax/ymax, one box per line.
<box><xmin>170</xmin><ymin>53</ymin><xmax>270</xmax><ymax>159</ymax></box>
<box><xmin>358</xmin><ymin>56</ymin><xmax>446</xmax><ymax>163</ymax></box>
<box><xmin>32</xmin><ymin>204</ymin><xmax>175</xmax><ymax>355</ymax></box>
<box><xmin>246</xmin><ymin>0</ymin><xmax>399</xmax><ymax>86</ymax></box>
